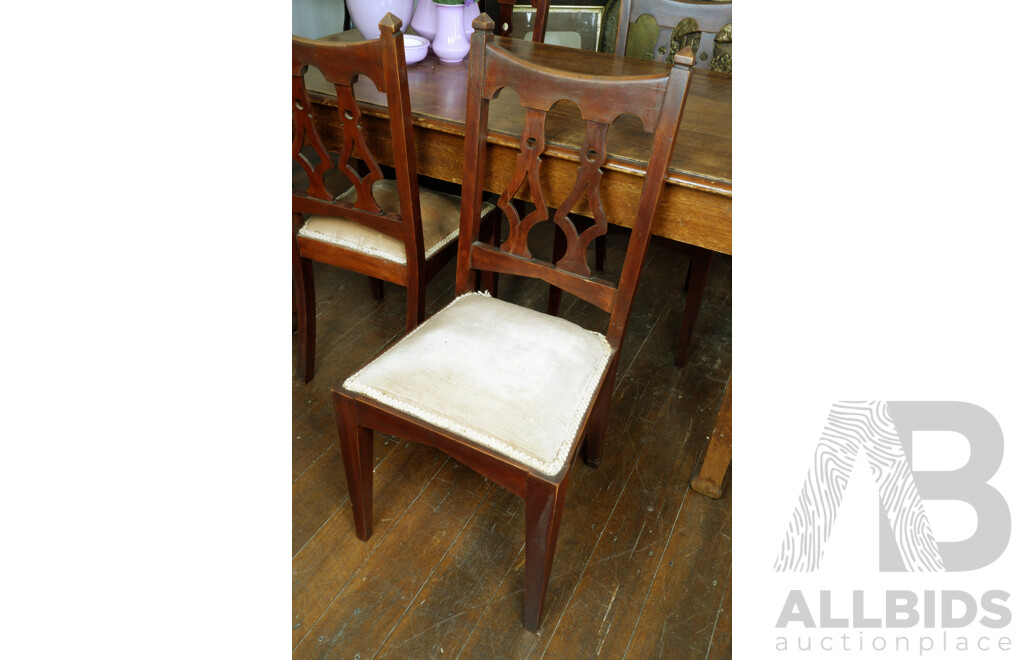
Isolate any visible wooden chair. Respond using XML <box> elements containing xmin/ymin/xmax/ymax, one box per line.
<box><xmin>608</xmin><ymin>0</ymin><xmax>731</xmax><ymax>366</ymax></box>
<box><xmin>332</xmin><ymin>14</ymin><xmax>695</xmax><ymax>632</ymax></box>
<box><xmin>292</xmin><ymin>17</ymin><xmax>496</xmax><ymax>382</ymax></box>
<box><xmin>614</xmin><ymin>0</ymin><xmax>731</xmax><ymax>68</ymax></box>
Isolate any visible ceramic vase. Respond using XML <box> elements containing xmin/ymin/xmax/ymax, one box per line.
<box><xmin>346</xmin><ymin>0</ymin><xmax>414</xmax><ymax>39</ymax></box>
<box><xmin>410</xmin><ymin>0</ymin><xmax>437</xmax><ymax>42</ymax></box>
<box><xmin>432</xmin><ymin>3</ymin><xmax>471</xmax><ymax>63</ymax></box>
<box><xmin>463</xmin><ymin>0</ymin><xmax>480</xmax><ymax>39</ymax></box>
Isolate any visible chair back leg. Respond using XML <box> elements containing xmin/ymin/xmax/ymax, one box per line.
<box><xmin>369</xmin><ymin>277</ymin><xmax>385</xmax><ymax>301</ymax></box>
<box><xmin>405</xmin><ymin>277</ymin><xmax>426</xmax><ymax>332</ymax></box>
<box><xmin>546</xmin><ymin>222</ymin><xmax>567</xmax><ymax>316</ymax></box>
<box><xmin>583</xmin><ymin>362</ymin><xmax>618</xmax><ymax>468</ymax></box>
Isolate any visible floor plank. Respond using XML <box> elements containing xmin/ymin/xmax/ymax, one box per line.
<box><xmin>707</xmin><ymin>574</ymin><xmax>733</xmax><ymax>659</ymax></box>
<box><xmin>293</xmin><ymin>441</ymin><xmax>448</xmax><ymax>648</ymax></box>
<box><xmin>623</xmin><ymin>478</ymin><xmax>732</xmax><ymax>658</ymax></box>
<box><xmin>294</xmin><ymin>458</ymin><xmax>492</xmax><ymax>659</ymax></box>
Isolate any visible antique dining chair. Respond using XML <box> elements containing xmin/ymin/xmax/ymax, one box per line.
<box><xmin>332</xmin><ymin>14</ymin><xmax>695</xmax><ymax>631</ymax></box>
<box><xmin>292</xmin><ymin>17</ymin><xmax>496</xmax><ymax>382</ymax></box>
<box><xmin>604</xmin><ymin>0</ymin><xmax>731</xmax><ymax>366</ymax></box>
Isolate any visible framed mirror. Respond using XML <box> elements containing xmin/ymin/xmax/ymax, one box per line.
<box><xmin>510</xmin><ymin>5</ymin><xmax>606</xmax><ymax>51</ymax></box>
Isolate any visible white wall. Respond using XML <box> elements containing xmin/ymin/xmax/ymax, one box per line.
<box><xmin>293</xmin><ymin>0</ymin><xmax>347</xmax><ymax>39</ymax></box>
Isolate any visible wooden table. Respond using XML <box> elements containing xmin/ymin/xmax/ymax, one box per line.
<box><xmin>303</xmin><ymin>38</ymin><xmax>732</xmax><ymax>496</ymax></box>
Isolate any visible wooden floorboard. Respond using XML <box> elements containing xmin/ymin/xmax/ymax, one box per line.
<box><xmin>292</xmin><ymin>234</ymin><xmax>732</xmax><ymax>659</ymax></box>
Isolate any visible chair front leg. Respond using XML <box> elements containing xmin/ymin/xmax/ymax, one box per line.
<box><xmin>524</xmin><ymin>476</ymin><xmax>568</xmax><ymax>633</ymax></box>
<box><xmin>333</xmin><ymin>392</ymin><xmax>375</xmax><ymax>541</ymax></box>
<box><xmin>293</xmin><ymin>216</ymin><xmax>316</xmax><ymax>383</ymax></box>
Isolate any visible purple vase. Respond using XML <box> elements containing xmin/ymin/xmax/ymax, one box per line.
<box><xmin>346</xmin><ymin>0</ymin><xmax>414</xmax><ymax>40</ymax></box>
<box><xmin>410</xmin><ymin>0</ymin><xmax>437</xmax><ymax>43</ymax></box>
<box><xmin>463</xmin><ymin>0</ymin><xmax>480</xmax><ymax>39</ymax></box>
<box><xmin>432</xmin><ymin>3</ymin><xmax>471</xmax><ymax>63</ymax></box>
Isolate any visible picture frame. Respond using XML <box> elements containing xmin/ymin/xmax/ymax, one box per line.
<box><xmin>510</xmin><ymin>6</ymin><xmax>606</xmax><ymax>51</ymax></box>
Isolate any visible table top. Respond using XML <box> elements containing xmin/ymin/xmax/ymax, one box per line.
<box><xmin>302</xmin><ymin>35</ymin><xmax>731</xmax><ymax>253</ymax></box>
<box><xmin>305</xmin><ymin>36</ymin><xmax>730</xmax><ymax>194</ymax></box>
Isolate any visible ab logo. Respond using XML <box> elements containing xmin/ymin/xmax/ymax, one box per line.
<box><xmin>775</xmin><ymin>401</ymin><xmax>1010</xmax><ymax>572</ymax></box>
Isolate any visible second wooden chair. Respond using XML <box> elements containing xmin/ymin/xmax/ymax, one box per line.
<box><xmin>292</xmin><ymin>17</ymin><xmax>497</xmax><ymax>382</ymax></box>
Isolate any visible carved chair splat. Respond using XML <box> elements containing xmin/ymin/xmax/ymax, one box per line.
<box><xmin>333</xmin><ymin>14</ymin><xmax>695</xmax><ymax>632</ymax></box>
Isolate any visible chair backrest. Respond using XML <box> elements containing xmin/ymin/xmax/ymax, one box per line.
<box><xmin>457</xmin><ymin>14</ymin><xmax>694</xmax><ymax>350</ymax></box>
<box><xmin>495</xmin><ymin>0</ymin><xmax>550</xmax><ymax>43</ymax></box>
<box><xmin>292</xmin><ymin>15</ymin><xmax>425</xmax><ymax>262</ymax></box>
<box><xmin>614</xmin><ymin>0</ymin><xmax>731</xmax><ymax>68</ymax></box>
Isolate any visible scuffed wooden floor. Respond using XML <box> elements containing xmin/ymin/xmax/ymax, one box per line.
<box><xmin>292</xmin><ymin>228</ymin><xmax>732</xmax><ymax>659</ymax></box>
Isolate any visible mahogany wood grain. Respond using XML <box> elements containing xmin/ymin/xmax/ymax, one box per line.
<box><xmin>523</xmin><ymin>475</ymin><xmax>567</xmax><ymax>631</ymax></box>
<box><xmin>470</xmin><ymin>242</ymin><xmax>618</xmax><ymax>312</ymax></box>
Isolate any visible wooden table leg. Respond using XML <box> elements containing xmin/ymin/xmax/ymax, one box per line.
<box><xmin>691</xmin><ymin>376</ymin><xmax>731</xmax><ymax>499</ymax></box>
<box><xmin>675</xmin><ymin>247</ymin><xmax>712</xmax><ymax>367</ymax></box>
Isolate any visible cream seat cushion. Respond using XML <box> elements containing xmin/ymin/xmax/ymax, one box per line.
<box><xmin>298</xmin><ymin>180</ymin><xmax>493</xmax><ymax>264</ymax></box>
<box><xmin>343</xmin><ymin>292</ymin><xmax>613</xmax><ymax>476</ymax></box>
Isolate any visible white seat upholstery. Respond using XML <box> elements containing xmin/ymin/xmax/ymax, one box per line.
<box><xmin>343</xmin><ymin>292</ymin><xmax>613</xmax><ymax>475</ymax></box>
<box><xmin>298</xmin><ymin>180</ymin><xmax>494</xmax><ymax>264</ymax></box>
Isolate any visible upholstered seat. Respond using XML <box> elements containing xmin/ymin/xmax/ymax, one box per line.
<box><xmin>344</xmin><ymin>291</ymin><xmax>612</xmax><ymax>475</ymax></box>
<box><xmin>299</xmin><ymin>181</ymin><xmax>495</xmax><ymax>265</ymax></box>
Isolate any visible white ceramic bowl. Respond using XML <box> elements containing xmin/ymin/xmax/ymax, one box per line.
<box><xmin>404</xmin><ymin>35</ymin><xmax>429</xmax><ymax>64</ymax></box>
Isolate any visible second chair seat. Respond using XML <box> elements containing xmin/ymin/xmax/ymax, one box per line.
<box><xmin>343</xmin><ymin>291</ymin><xmax>613</xmax><ymax>475</ymax></box>
<box><xmin>299</xmin><ymin>180</ymin><xmax>495</xmax><ymax>264</ymax></box>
